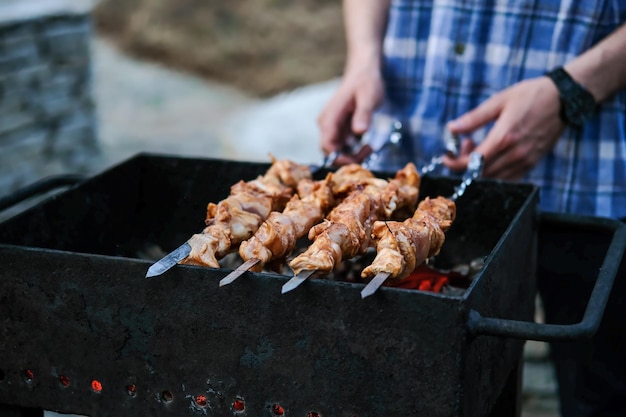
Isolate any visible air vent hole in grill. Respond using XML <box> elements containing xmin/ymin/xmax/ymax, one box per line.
<box><xmin>233</xmin><ymin>398</ymin><xmax>246</xmax><ymax>412</ymax></box>
<box><xmin>126</xmin><ymin>384</ymin><xmax>137</xmax><ymax>397</ymax></box>
<box><xmin>194</xmin><ymin>395</ymin><xmax>208</xmax><ymax>408</ymax></box>
<box><xmin>161</xmin><ymin>390</ymin><xmax>173</xmax><ymax>403</ymax></box>
<box><xmin>271</xmin><ymin>403</ymin><xmax>285</xmax><ymax>415</ymax></box>
<box><xmin>58</xmin><ymin>375</ymin><xmax>70</xmax><ymax>388</ymax></box>
<box><xmin>90</xmin><ymin>379</ymin><xmax>102</xmax><ymax>394</ymax></box>
<box><xmin>22</xmin><ymin>369</ymin><xmax>34</xmax><ymax>384</ymax></box>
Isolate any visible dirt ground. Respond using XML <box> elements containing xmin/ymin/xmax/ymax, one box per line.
<box><xmin>93</xmin><ymin>0</ymin><xmax>346</xmax><ymax>97</ymax></box>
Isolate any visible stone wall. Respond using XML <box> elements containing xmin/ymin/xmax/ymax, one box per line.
<box><xmin>0</xmin><ymin>0</ymin><xmax>99</xmax><ymax>206</ymax></box>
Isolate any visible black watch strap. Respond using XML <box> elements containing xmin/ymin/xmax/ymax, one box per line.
<box><xmin>545</xmin><ymin>67</ymin><xmax>596</xmax><ymax>127</ymax></box>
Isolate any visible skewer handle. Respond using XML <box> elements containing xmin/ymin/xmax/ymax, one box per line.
<box><xmin>450</xmin><ymin>152</ymin><xmax>483</xmax><ymax>201</ymax></box>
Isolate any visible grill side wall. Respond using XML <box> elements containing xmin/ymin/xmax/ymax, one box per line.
<box><xmin>1</xmin><ymin>248</ymin><xmax>467</xmax><ymax>417</ymax></box>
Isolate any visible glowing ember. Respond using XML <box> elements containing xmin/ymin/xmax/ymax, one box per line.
<box><xmin>272</xmin><ymin>404</ymin><xmax>285</xmax><ymax>415</ymax></box>
<box><xmin>91</xmin><ymin>379</ymin><xmax>102</xmax><ymax>393</ymax></box>
<box><xmin>388</xmin><ymin>264</ymin><xmax>467</xmax><ymax>293</ymax></box>
<box><xmin>195</xmin><ymin>395</ymin><xmax>208</xmax><ymax>407</ymax></box>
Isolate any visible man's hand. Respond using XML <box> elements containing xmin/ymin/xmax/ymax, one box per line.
<box><xmin>317</xmin><ymin>0</ymin><xmax>389</xmax><ymax>165</ymax></box>
<box><xmin>443</xmin><ymin>76</ymin><xmax>566</xmax><ymax>180</ymax></box>
<box><xmin>318</xmin><ymin>67</ymin><xmax>384</xmax><ymax>165</ymax></box>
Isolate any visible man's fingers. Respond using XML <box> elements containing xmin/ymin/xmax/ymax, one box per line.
<box><xmin>442</xmin><ymin>138</ymin><xmax>476</xmax><ymax>172</ymax></box>
<box><xmin>459</xmin><ymin>138</ymin><xmax>476</xmax><ymax>156</ymax></box>
<box><xmin>319</xmin><ymin>110</ymin><xmax>352</xmax><ymax>154</ymax></box>
<box><xmin>448</xmin><ymin>92</ymin><xmax>505</xmax><ymax>134</ymax></box>
<box><xmin>318</xmin><ymin>88</ymin><xmax>357</xmax><ymax>154</ymax></box>
<box><xmin>351</xmin><ymin>107</ymin><xmax>371</xmax><ymax>135</ymax></box>
<box><xmin>351</xmin><ymin>94</ymin><xmax>378</xmax><ymax>135</ymax></box>
<box><xmin>443</xmin><ymin>92</ymin><xmax>508</xmax><ymax>172</ymax></box>
<box><xmin>351</xmin><ymin>77</ymin><xmax>385</xmax><ymax>134</ymax></box>
<box><xmin>327</xmin><ymin>145</ymin><xmax>373</xmax><ymax>167</ymax></box>
<box><xmin>334</xmin><ymin>153</ymin><xmax>362</xmax><ymax>166</ymax></box>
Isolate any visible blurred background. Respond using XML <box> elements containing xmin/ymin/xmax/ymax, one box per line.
<box><xmin>94</xmin><ymin>0</ymin><xmax>346</xmax><ymax>97</ymax></box>
<box><xmin>0</xmin><ymin>1</ymin><xmax>558</xmax><ymax>416</ymax></box>
<box><xmin>0</xmin><ymin>0</ymin><xmax>345</xmax><ymax>206</ymax></box>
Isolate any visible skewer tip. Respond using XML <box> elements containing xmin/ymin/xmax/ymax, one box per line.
<box><xmin>281</xmin><ymin>270</ymin><xmax>315</xmax><ymax>294</ymax></box>
<box><xmin>145</xmin><ymin>242</ymin><xmax>192</xmax><ymax>279</ymax></box>
<box><xmin>145</xmin><ymin>265</ymin><xmax>164</xmax><ymax>278</ymax></box>
<box><xmin>360</xmin><ymin>272</ymin><xmax>391</xmax><ymax>299</ymax></box>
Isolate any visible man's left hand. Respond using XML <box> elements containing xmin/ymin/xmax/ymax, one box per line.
<box><xmin>443</xmin><ymin>76</ymin><xmax>566</xmax><ymax>180</ymax></box>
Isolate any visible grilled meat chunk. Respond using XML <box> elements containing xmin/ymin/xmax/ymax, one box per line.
<box><xmin>181</xmin><ymin>156</ymin><xmax>311</xmax><ymax>268</ymax></box>
<box><xmin>239</xmin><ymin>175</ymin><xmax>335</xmax><ymax>271</ymax></box>
<box><xmin>361</xmin><ymin>196</ymin><xmax>456</xmax><ymax>281</ymax></box>
<box><xmin>288</xmin><ymin>163</ymin><xmax>420</xmax><ymax>275</ymax></box>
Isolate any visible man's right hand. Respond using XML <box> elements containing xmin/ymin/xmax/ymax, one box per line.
<box><xmin>317</xmin><ymin>66</ymin><xmax>384</xmax><ymax>165</ymax></box>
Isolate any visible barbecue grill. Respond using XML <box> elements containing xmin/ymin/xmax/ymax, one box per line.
<box><xmin>1</xmin><ymin>153</ymin><xmax>624</xmax><ymax>417</ymax></box>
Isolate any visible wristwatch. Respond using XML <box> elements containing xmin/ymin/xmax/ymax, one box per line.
<box><xmin>545</xmin><ymin>67</ymin><xmax>596</xmax><ymax>128</ymax></box>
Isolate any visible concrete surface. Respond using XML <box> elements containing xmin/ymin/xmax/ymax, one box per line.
<box><xmin>47</xmin><ymin>36</ymin><xmax>560</xmax><ymax>417</ymax></box>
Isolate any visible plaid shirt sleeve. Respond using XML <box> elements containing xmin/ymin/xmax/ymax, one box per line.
<box><xmin>364</xmin><ymin>0</ymin><xmax>626</xmax><ymax>218</ymax></box>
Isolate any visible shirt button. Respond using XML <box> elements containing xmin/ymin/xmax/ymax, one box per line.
<box><xmin>454</xmin><ymin>43</ymin><xmax>466</xmax><ymax>55</ymax></box>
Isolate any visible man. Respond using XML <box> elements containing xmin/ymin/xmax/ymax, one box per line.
<box><xmin>318</xmin><ymin>1</ymin><xmax>626</xmax><ymax>416</ymax></box>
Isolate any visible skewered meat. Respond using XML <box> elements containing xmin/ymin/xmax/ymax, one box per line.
<box><xmin>238</xmin><ymin>163</ymin><xmax>386</xmax><ymax>272</ymax></box>
<box><xmin>361</xmin><ymin>196</ymin><xmax>456</xmax><ymax>281</ymax></box>
<box><xmin>238</xmin><ymin>175</ymin><xmax>335</xmax><ymax>272</ymax></box>
<box><xmin>328</xmin><ymin>163</ymin><xmax>376</xmax><ymax>196</ymax></box>
<box><xmin>227</xmin><ymin>157</ymin><xmax>311</xmax><ymax>213</ymax></box>
<box><xmin>181</xmin><ymin>156</ymin><xmax>312</xmax><ymax>268</ymax></box>
<box><xmin>288</xmin><ymin>163</ymin><xmax>420</xmax><ymax>275</ymax></box>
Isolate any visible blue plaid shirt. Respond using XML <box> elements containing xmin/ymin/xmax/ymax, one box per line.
<box><xmin>365</xmin><ymin>0</ymin><xmax>626</xmax><ymax>218</ymax></box>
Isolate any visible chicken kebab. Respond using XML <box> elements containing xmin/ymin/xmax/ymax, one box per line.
<box><xmin>220</xmin><ymin>163</ymin><xmax>391</xmax><ymax>285</ymax></box>
<box><xmin>357</xmin><ymin>152</ymin><xmax>486</xmax><ymax>296</ymax></box>
<box><xmin>178</xmin><ymin>156</ymin><xmax>311</xmax><ymax>268</ymax></box>
<box><xmin>236</xmin><ymin>175</ymin><xmax>335</xmax><ymax>273</ymax></box>
<box><xmin>282</xmin><ymin>162</ymin><xmax>421</xmax><ymax>293</ymax></box>
<box><xmin>359</xmin><ymin>196</ymin><xmax>457</xmax><ymax>298</ymax></box>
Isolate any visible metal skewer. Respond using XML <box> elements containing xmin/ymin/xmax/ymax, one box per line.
<box><xmin>360</xmin><ymin>152</ymin><xmax>483</xmax><ymax>299</ymax></box>
<box><xmin>282</xmin><ymin>125</ymin><xmax>402</xmax><ymax>292</ymax></box>
<box><xmin>419</xmin><ymin>128</ymin><xmax>461</xmax><ymax>175</ymax></box>
<box><xmin>281</xmin><ymin>270</ymin><xmax>316</xmax><ymax>294</ymax></box>
<box><xmin>360</xmin><ymin>272</ymin><xmax>391</xmax><ymax>298</ymax></box>
<box><xmin>282</xmin><ymin>144</ymin><xmax>474</xmax><ymax>296</ymax></box>
<box><xmin>283</xmin><ymin>128</ymin><xmax>464</xmax><ymax>295</ymax></box>
<box><xmin>219</xmin><ymin>258</ymin><xmax>261</xmax><ymax>286</ymax></box>
<box><xmin>146</xmin><ymin>242</ymin><xmax>192</xmax><ymax>278</ymax></box>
